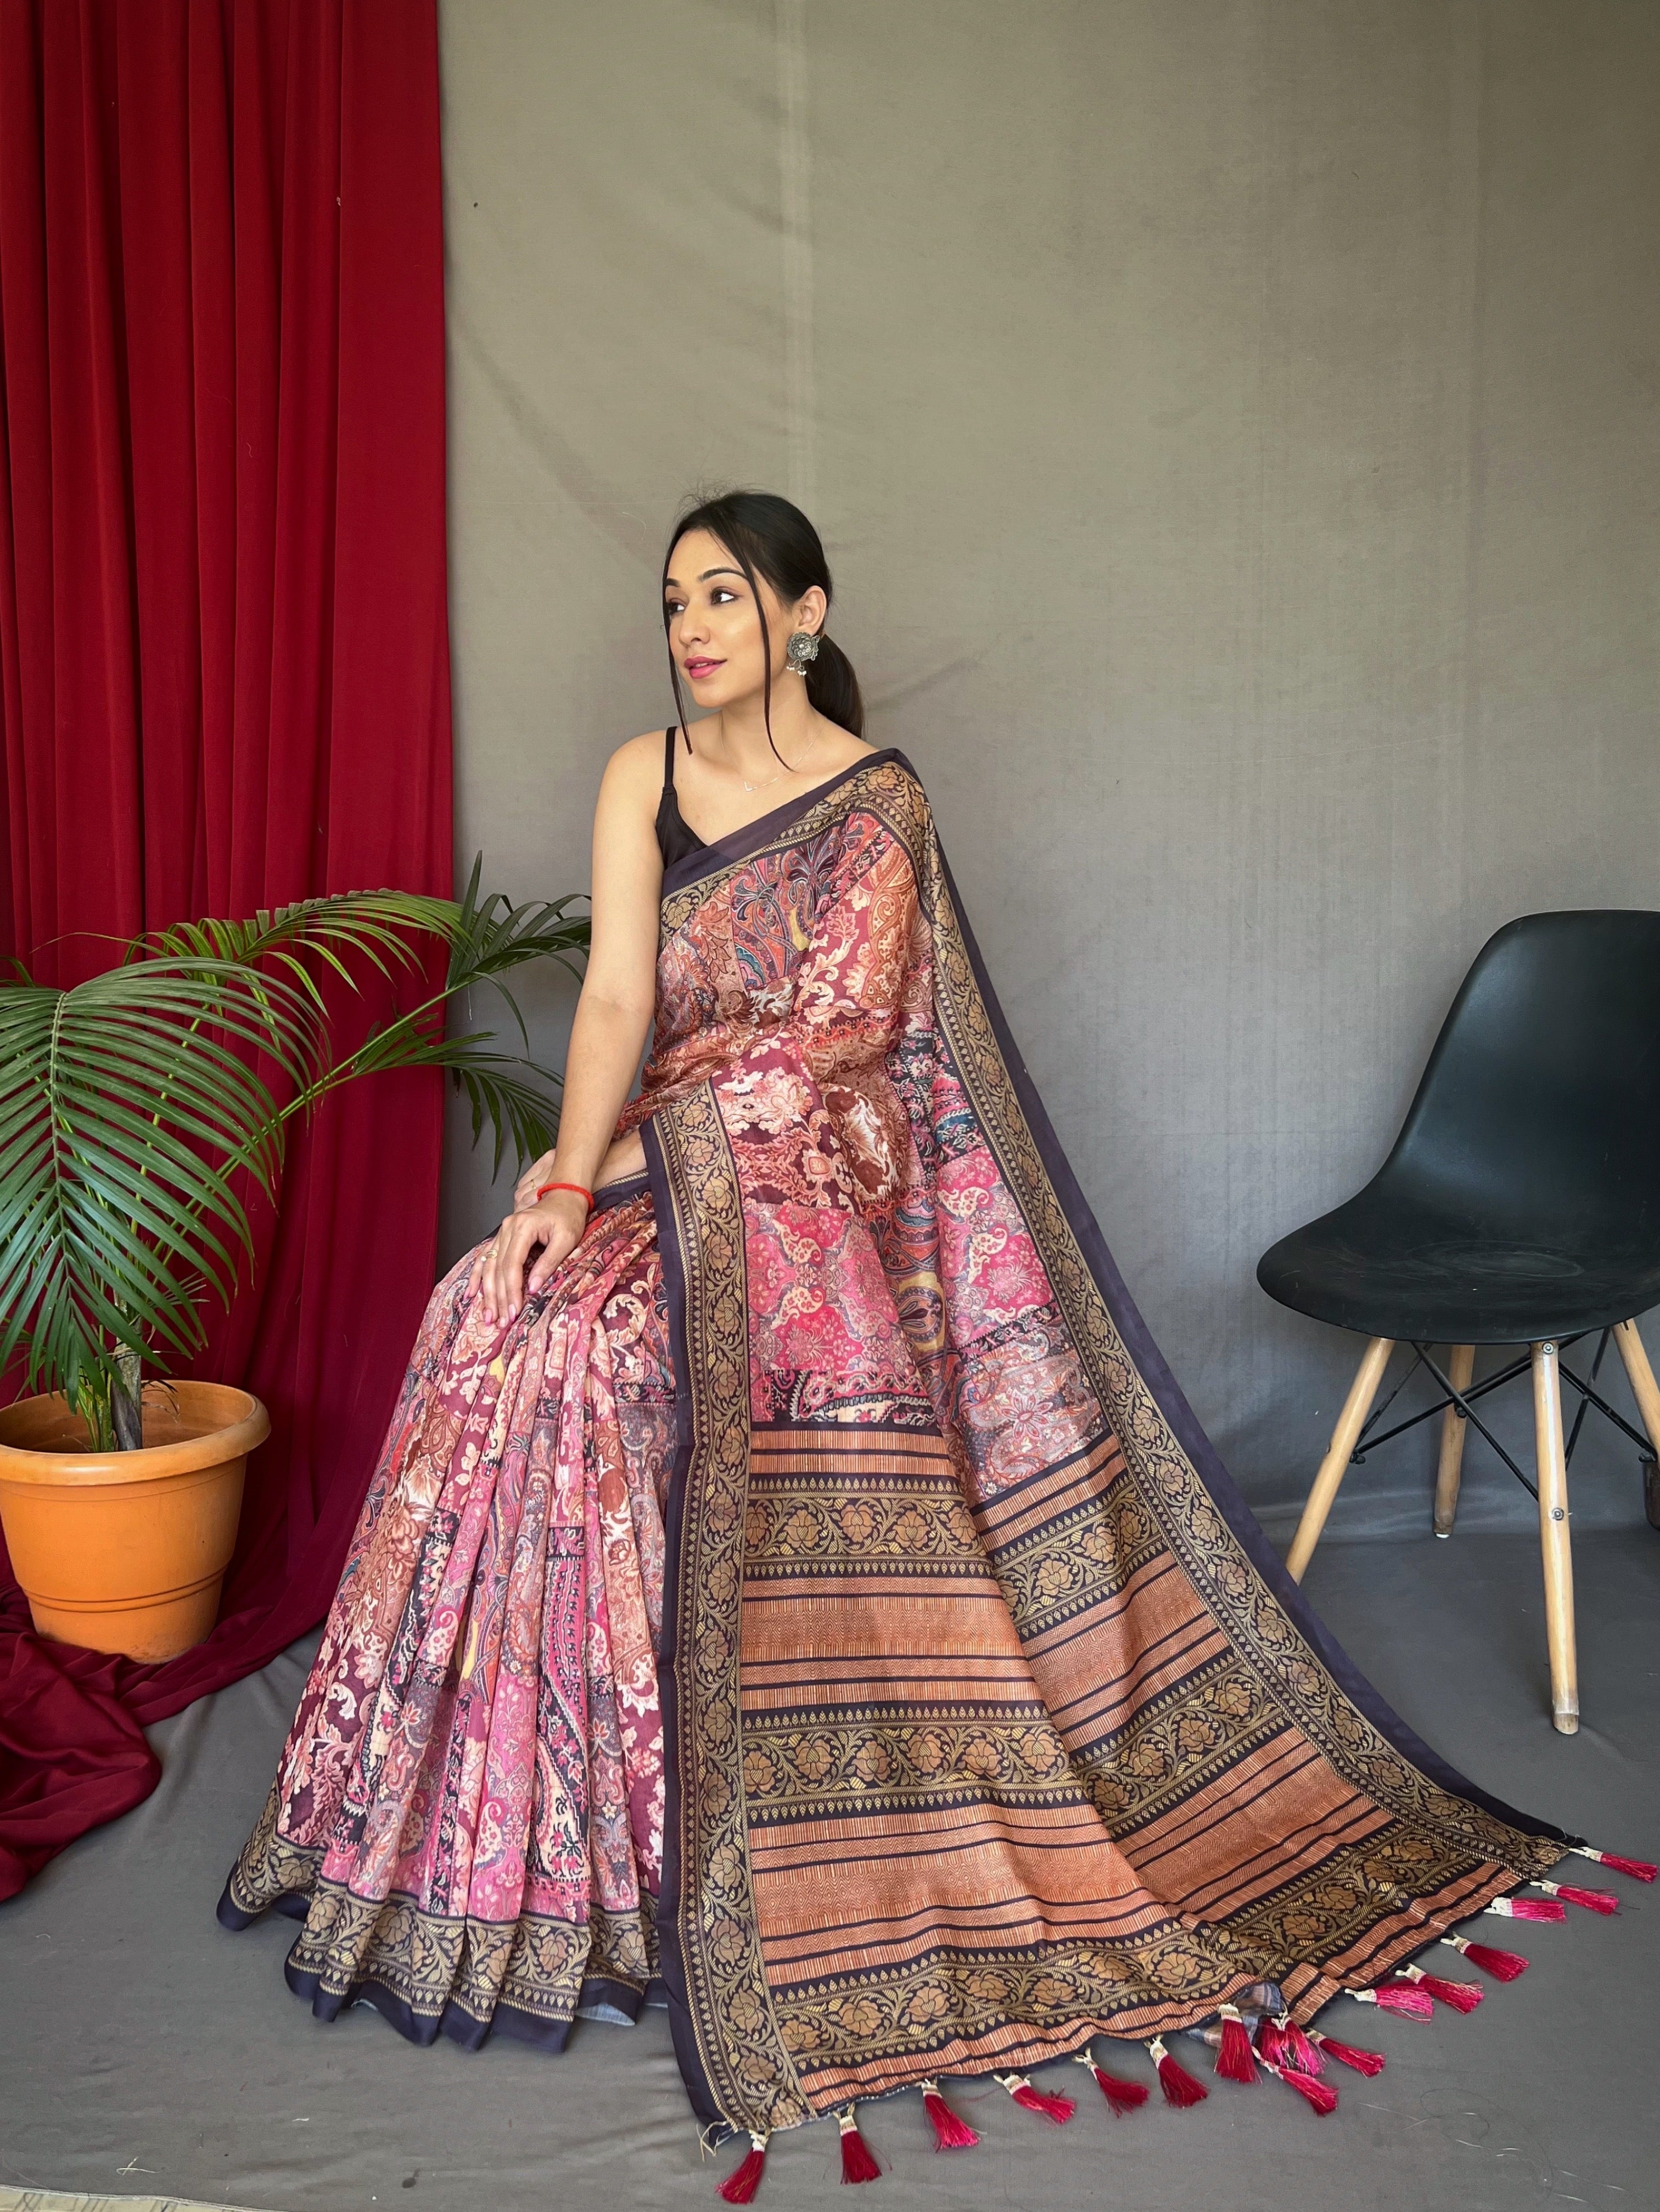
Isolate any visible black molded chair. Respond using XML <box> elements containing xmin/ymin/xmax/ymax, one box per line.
<box><xmin>1258</xmin><ymin>910</ymin><xmax>1660</xmax><ymax>1734</ymax></box>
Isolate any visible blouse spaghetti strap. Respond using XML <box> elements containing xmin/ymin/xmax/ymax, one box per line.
<box><xmin>654</xmin><ymin>725</ymin><xmax>706</xmax><ymax>869</ymax></box>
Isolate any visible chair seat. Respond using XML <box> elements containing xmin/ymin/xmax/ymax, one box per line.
<box><xmin>1258</xmin><ymin>1190</ymin><xmax>1660</xmax><ymax>1344</ymax></box>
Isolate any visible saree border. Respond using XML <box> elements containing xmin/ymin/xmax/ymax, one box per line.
<box><xmin>644</xmin><ymin>1085</ymin><xmax>810</xmax><ymax>2141</ymax></box>
<box><xmin>658</xmin><ymin>747</ymin><xmax>904</xmax><ymax>906</ymax></box>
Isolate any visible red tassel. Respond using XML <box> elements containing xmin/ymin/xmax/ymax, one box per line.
<box><xmin>1266</xmin><ymin>2062</ymin><xmax>1338</xmax><ymax>2116</ymax></box>
<box><xmin>919</xmin><ymin>2084</ymin><xmax>978</xmax><ymax>2151</ymax></box>
<box><xmin>1310</xmin><ymin>2031</ymin><xmax>1385</xmax><ymax>2078</ymax></box>
<box><xmin>1012</xmin><ymin>2083</ymin><xmax>1075</xmax><ymax>2124</ymax></box>
<box><xmin>1493</xmin><ymin>1896</ymin><xmax>1565</xmax><ymax>1923</ymax></box>
<box><xmin>1149</xmin><ymin>2038</ymin><xmax>1209</xmax><ymax>2108</ymax></box>
<box><xmin>1215</xmin><ymin>2008</ymin><xmax>1257</xmax><ymax>2084</ymax></box>
<box><xmin>1282</xmin><ymin>2019</ymin><xmax>1322</xmax><ymax>2074</ymax></box>
<box><xmin>1073</xmin><ymin>2053</ymin><xmax>1148</xmax><ymax>2114</ymax></box>
<box><xmin>1255</xmin><ymin>2015</ymin><xmax>1287</xmax><ymax>2067</ymax></box>
<box><xmin>837</xmin><ymin>2109</ymin><xmax>882</xmax><ymax>2184</ymax></box>
<box><xmin>717</xmin><ymin>2140</ymin><xmax>767</xmax><ymax>2204</ymax></box>
<box><xmin>1365</xmin><ymin>1984</ymin><xmax>1435</xmax><ymax>2019</ymax></box>
<box><xmin>1551</xmin><ymin>1884</ymin><xmax>1619</xmax><ymax>1915</ymax></box>
<box><xmin>1574</xmin><ymin>1848</ymin><xmax>1656</xmax><ymax>1882</ymax></box>
<box><xmin>1411</xmin><ymin>1972</ymin><xmax>1483</xmax><ymax>2014</ymax></box>
<box><xmin>1459</xmin><ymin>1941</ymin><xmax>1528</xmax><ymax>1983</ymax></box>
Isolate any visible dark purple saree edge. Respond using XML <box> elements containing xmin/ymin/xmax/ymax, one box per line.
<box><xmin>921</xmin><ymin>797</ymin><xmax>1567</xmax><ymax>1851</ymax></box>
<box><xmin>659</xmin><ymin>746</ymin><xmax>904</xmax><ymax>897</ymax></box>
<box><xmin>640</xmin><ymin>1111</ymin><xmax>731</xmax><ymax>2137</ymax></box>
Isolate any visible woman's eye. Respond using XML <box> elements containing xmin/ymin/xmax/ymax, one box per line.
<box><xmin>710</xmin><ymin>588</ymin><xmax>738</xmax><ymax>604</ymax></box>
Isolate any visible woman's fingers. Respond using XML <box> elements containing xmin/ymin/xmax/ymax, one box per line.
<box><xmin>479</xmin><ymin>1213</ymin><xmax>536</xmax><ymax>1324</ymax></box>
<box><xmin>513</xmin><ymin>1149</ymin><xmax>558</xmax><ymax>1212</ymax></box>
<box><xmin>525</xmin><ymin>1192</ymin><xmax>590</xmax><ymax>1295</ymax></box>
<box><xmin>476</xmin><ymin>1194</ymin><xmax>591</xmax><ymax>1323</ymax></box>
<box><xmin>525</xmin><ymin>1223</ymin><xmax>576</xmax><ymax>1296</ymax></box>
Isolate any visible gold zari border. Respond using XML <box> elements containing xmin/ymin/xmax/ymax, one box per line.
<box><xmin>658</xmin><ymin>1083</ymin><xmax>811</xmax><ymax>2133</ymax></box>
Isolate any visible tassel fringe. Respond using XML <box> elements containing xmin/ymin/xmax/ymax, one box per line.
<box><xmin>995</xmin><ymin>2073</ymin><xmax>1075</xmax><ymax>2124</ymax></box>
<box><xmin>1215</xmin><ymin>2005</ymin><xmax>1257</xmax><ymax>2084</ymax></box>
<box><xmin>1353</xmin><ymin>1984</ymin><xmax>1435</xmax><ymax>2019</ymax></box>
<box><xmin>1541</xmin><ymin>1881</ymin><xmax>1619</xmax><ymax>1915</ymax></box>
<box><xmin>1071</xmin><ymin>2050</ymin><xmax>1148</xmax><ymax>2114</ymax></box>
<box><xmin>1148</xmin><ymin>2037</ymin><xmax>1209</xmax><ymax>2107</ymax></box>
<box><xmin>1263</xmin><ymin>2060</ymin><xmax>1339</xmax><ymax>2116</ymax></box>
<box><xmin>1282</xmin><ymin>2019</ymin><xmax>1322</xmax><ymax>2074</ymax></box>
<box><xmin>836</xmin><ymin>2108</ymin><xmax>881</xmax><ymax>2184</ymax></box>
<box><xmin>709</xmin><ymin>1845</ymin><xmax>1650</xmax><ymax>2196</ymax></box>
<box><xmin>717</xmin><ymin>2136</ymin><xmax>769</xmax><ymax>2204</ymax></box>
<box><xmin>1444</xmin><ymin>1934</ymin><xmax>1528</xmax><ymax>1981</ymax></box>
<box><xmin>1571</xmin><ymin>1845</ymin><xmax>1656</xmax><ymax>1882</ymax></box>
<box><xmin>1398</xmin><ymin>1965</ymin><xmax>1483</xmax><ymax>2014</ymax></box>
<box><xmin>918</xmin><ymin>2082</ymin><xmax>978</xmax><ymax>2150</ymax></box>
<box><xmin>1309</xmin><ymin>2030</ymin><xmax>1385</xmax><ymax>2077</ymax></box>
<box><xmin>1418</xmin><ymin>1973</ymin><xmax>1485</xmax><ymax>2014</ymax></box>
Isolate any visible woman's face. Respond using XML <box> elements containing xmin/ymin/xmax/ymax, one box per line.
<box><xmin>662</xmin><ymin>529</ymin><xmax>823</xmax><ymax>712</ymax></box>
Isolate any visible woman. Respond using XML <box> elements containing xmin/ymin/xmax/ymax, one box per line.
<box><xmin>220</xmin><ymin>491</ymin><xmax>1620</xmax><ymax>2191</ymax></box>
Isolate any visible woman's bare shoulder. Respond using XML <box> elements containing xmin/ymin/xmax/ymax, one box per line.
<box><xmin>815</xmin><ymin>724</ymin><xmax>879</xmax><ymax>770</ymax></box>
<box><xmin>599</xmin><ymin>728</ymin><xmax>672</xmax><ymax>793</ymax></box>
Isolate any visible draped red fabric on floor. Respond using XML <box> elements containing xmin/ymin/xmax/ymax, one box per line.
<box><xmin>0</xmin><ymin>0</ymin><xmax>453</xmax><ymax>1900</ymax></box>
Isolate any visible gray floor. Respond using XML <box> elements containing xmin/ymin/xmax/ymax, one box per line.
<box><xmin>2</xmin><ymin>1531</ymin><xmax>1657</xmax><ymax>2212</ymax></box>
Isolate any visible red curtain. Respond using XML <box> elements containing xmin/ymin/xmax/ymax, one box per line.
<box><xmin>0</xmin><ymin>0</ymin><xmax>453</xmax><ymax>1899</ymax></box>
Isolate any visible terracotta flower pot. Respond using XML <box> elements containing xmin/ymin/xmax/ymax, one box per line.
<box><xmin>0</xmin><ymin>1381</ymin><xmax>268</xmax><ymax>1662</ymax></box>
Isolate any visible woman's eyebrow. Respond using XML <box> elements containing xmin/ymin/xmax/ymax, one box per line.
<box><xmin>664</xmin><ymin>565</ymin><xmax>745</xmax><ymax>593</ymax></box>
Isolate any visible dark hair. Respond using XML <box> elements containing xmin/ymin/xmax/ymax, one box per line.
<box><xmin>661</xmin><ymin>489</ymin><xmax>864</xmax><ymax>758</ymax></box>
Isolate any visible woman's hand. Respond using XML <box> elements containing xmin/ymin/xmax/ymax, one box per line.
<box><xmin>467</xmin><ymin>1189</ymin><xmax>590</xmax><ymax>1326</ymax></box>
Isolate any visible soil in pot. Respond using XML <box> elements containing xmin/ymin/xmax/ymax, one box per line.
<box><xmin>0</xmin><ymin>1381</ymin><xmax>269</xmax><ymax>1662</ymax></box>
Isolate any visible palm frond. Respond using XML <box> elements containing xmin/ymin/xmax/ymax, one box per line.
<box><xmin>0</xmin><ymin>864</ymin><xmax>590</xmax><ymax>1421</ymax></box>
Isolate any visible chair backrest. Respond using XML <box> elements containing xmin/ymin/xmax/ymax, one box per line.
<box><xmin>1381</xmin><ymin>910</ymin><xmax>1660</xmax><ymax>1246</ymax></box>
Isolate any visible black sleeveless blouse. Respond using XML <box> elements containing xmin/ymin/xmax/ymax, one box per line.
<box><xmin>654</xmin><ymin>725</ymin><xmax>707</xmax><ymax>869</ymax></box>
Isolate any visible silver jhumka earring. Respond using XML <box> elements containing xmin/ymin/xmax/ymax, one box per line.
<box><xmin>784</xmin><ymin>629</ymin><xmax>821</xmax><ymax>675</ymax></box>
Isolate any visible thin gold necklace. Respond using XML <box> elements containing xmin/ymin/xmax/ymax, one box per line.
<box><xmin>730</xmin><ymin>730</ymin><xmax>819</xmax><ymax>794</ymax></box>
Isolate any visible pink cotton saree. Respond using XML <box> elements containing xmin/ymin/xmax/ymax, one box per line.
<box><xmin>222</xmin><ymin>752</ymin><xmax>1591</xmax><ymax>2156</ymax></box>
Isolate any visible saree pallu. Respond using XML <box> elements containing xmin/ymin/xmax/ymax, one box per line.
<box><xmin>221</xmin><ymin>751</ymin><xmax>1577</xmax><ymax>2148</ymax></box>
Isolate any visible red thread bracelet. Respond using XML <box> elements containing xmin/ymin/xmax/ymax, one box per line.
<box><xmin>536</xmin><ymin>1180</ymin><xmax>593</xmax><ymax>1210</ymax></box>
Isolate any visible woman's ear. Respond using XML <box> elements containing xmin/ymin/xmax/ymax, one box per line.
<box><xmin>794</xmin><ymin>584</ymin><xmax>829</xmax><ymax>635</ymax></box>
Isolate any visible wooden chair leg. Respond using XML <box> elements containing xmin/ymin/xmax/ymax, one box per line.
<box><xmin>1612</xmin><ymin>1319</ymin><xmax>1660</xmax><ymax>1459</ymax></box>
<box><xmin>1432</xmin><ymin>1343</ymin><xmax>1477</xmax><ymax>1537</ymax></box>
<box><xmin>1287</xmin><ymin>1337</ymin><xmax>1394</xmax><ymax>1583</ymax></box>
<box><xmin>1531</xmin><ymin>1340</ymin><xmax>1578</xmax><ymax>1735</ymax></box>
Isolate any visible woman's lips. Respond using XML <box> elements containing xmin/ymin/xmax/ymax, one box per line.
<box><xmin>683</xmin><ymin>658</ymin><xmax>723</xmax><ymax>678</ymax></box>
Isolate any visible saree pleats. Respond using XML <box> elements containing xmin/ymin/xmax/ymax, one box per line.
<box><xmin>222</xmin><ymin>751</ymin><xmax>1569</xmax><ymax>2144</ymax></box>
<box><xmin>220</xmin><ymin>1194</ymin><xmax>674</xmax><ymax>2045</ymax></box>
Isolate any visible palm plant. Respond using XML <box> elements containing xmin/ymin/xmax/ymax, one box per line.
<box><xmin>0</xmin><ymin>861</ymin><xmax>587</xmax><ymax>1451</ymax></box>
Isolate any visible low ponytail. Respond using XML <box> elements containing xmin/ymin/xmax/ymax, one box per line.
<box><xmin>663</xmin><ymin>489</ymin><xmax>865</xmax><ymax>751</ymax></box>
<box><xmin>805</xmin><ymin>632</ymin><xmax>863</xmax><ymax>737</ymax></box>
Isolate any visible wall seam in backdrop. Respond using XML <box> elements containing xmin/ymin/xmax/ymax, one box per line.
<box><xmin>775</xmin><ymin>0</ymin><xmax>816</xmax><ymax>514</ymax></box>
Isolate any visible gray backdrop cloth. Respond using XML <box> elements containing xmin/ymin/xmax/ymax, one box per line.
<box><xmin>2</xmin><ymin>1532</ymin><xmax>1656</xmax><ymax>2210</ymax></box>
<box><xmin>434</xmin><ymin>0</ymin><xmax>1660</xmax><ymax>1543</ymax></box>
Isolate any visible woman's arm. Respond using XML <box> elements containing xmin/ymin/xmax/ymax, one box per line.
<box><xmin>472</xmin><ymin>738</ymin><xmax>664</xmax><ymax>1324</ymax></box>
